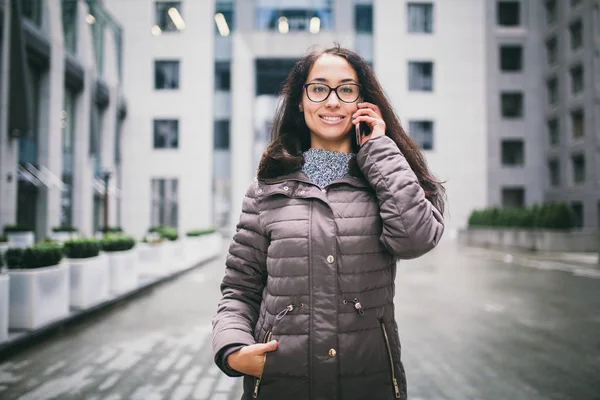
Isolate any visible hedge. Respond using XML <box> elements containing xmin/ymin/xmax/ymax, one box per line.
<box><xmin>149</xmin><ymin>225</ymin><xmax>178</xmax><ymax>241</ymax></box>
<box><xmin>468</xmin><ymin>202</ymin><xmax>576</xmax><ymax>230</ymax></box>
<box><xmin>52</xmin><ymin>224</ymin><xmax>78</xmax><ymax>233</ymax></box>
<box><xmin>3</xmin><ymin>225</ymin><xmax>32</xmax><ymax>233</ymax></box>
<box><xmin>0</xmin><ymin>234</ymin><xmax>7</xmax><ymax>243</ymax></box>
<box><xmin>186</xmin><ymin>228</ymin><xmax>217</xmax><ymax>237</ymax></box>
<box><xmin>100</xmin><ymin>234</ymin><xmax>136</xmax><ymax>252</ymax></box>
<box><xmin>5</xmin><ymin>243</ymin><xmax>64</xmax><ymax>269</ymax></box>
<box><xmin>64</xmin><ymin>238</ymin><xmax>101</xmax><ymax>259</ymax></box>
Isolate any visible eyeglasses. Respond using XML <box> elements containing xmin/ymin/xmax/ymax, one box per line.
<box><xmin>302</xmin><ymin>83</ymin><xmax>361</xmax><ymax>103</ymax></box>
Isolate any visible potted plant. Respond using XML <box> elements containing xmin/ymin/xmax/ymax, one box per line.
<box><xmin>95</xmin><ymin>226</ymin><xmax>124</xmax><ymax>240</ymax></box>
<box><xmin>150</xmin><ymin>226</ymin><xmax>185</xmax><ymax>272</ymax></box>
<box><xmin>3</xmin><ymin>225</ymin><xmax>35</xmax><ymax>248</ymax></box>
<box><xmin>0</xmin><ymin>234</ymin><xmax>8</xmax><ymax>255</ymax></box>
<box><xmin>6</xmin><ymin>243</ymin><xmax>69</xmax><ymax>330</ymax></box>
<box><xmin>137</xmin><ymin>231</ymin><xmax>167</xmax><ymax>279</ymax></box>
<box><xmin>101</xmin><ymin>234</ymin><xmax>138</xmax><ymax>295</ymax></box>
<box><xmin>65</xmin><ymin>238</ymin><xmax>110</xmax><ymax>309</ymax></box>
<box><xmin>51</xmin><ymin>225</ymin><xmax>79</xmax><ymax>243</ymax></box>
<box><xmin>0</xmin><ymin>253</ymin><xmax>8</xmax><ymax>342</ymax></box>
<box><xmin>185</xmin><ymin>227</ymin><xmax>221</xmax><ymax>262</ymax></box>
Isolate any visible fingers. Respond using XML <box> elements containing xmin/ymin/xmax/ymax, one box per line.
<box><xmin>255</xmin><ymin>340</ymin><xmax>278</xmax><ymax>354</ymax></box>
<box><xmin>352</xmin><ymin>115</ymin><xmax>379</xmax><ymax>126</ymax></box>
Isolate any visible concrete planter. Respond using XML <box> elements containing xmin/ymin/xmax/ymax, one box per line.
<box><xmin>458</xmin><ymin>228</ymin><xmax>600</xmax><ymax>252</ymax></box>
<box><xmin>137</xmin><ymin>243</ymin><xmax>168</xmax><ymax>278</ymax></box>
<box><xmin>163</xmin><ymin>241</ymin><xmax>186</xmax><ymax>272</ymax></box>
<box><xmin>185</xmin><ymin>233</ymin><xmax>222</xmax><ymax>263</ymax></box>
<box><xmin>8</xmin><ymin>262</ymin><xmax>70</xmax><ymax>330</ymax></box>
<box><xmin>0</xmin><ymin>274</ymin><xmax>8</xmax><ymax>342</ymax></box>
<box><xmin>106</xmin><ymin>249</ymin><xmax>139</xmax><ymax>295</ymax></box>
<box><xmin>7</xmin><ymin>232</ymin><xmax>35</xmax><ymax>249</ymax></box>
<box><xmin>51</xmin><ymin>232</ymin><xmax>78</xmax><ymax>243</ymax></box>
<box><xmin>0</xmin><ymin>242</ymin><xmax>9</xmax><ymax>254</ymax></box>
<box><xmin>68</xmin><ymin>254</ymin><xmax>110</xmax><ymax>309</ymax></box>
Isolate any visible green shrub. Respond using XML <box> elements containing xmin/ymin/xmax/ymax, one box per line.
<box><xmin>468</xmin><ymin>201</ymin><xmax>576</xmax><ymax>230</ymax></box>
<box><xmin>149</xmin><ymin>225</ymin><xmax>178</xmax><ymax>241</ymax></box>
<box><xmin>186</xmin><ymin>228</ymin><xmax>217</xmax><ymax>237</ymax></box>
<box><xmin>5</xmin><ymin>243</ymin><xmax>63</xmax><ymax>269</ymax></box>
<box><xmin>52</xmin><ymin>224</ymin><xmax>78</xmax><ymax>233</ymax></box>
<box><xmin>97</xmin><ymin>226</ymin><xmax>124</xmax><ymax>234</ymax></box>
<box><xmin>3</xmin><ymin>225</ymin><xmax>32</xmax><ymax>233</ymax></box>
<box><xmin>101</xmin><ymin>234</ymin><xmax>136</xmax><ymax>252</ymax></box>
<box><xmin>64</xmin><ymin>238</ymin><xmax>100</xmax><ymax>259</ymax></box>
<box><xmin>0</xmin><ymin>234</ymin><xmax>7</xmax><ymax>243</ymax></box>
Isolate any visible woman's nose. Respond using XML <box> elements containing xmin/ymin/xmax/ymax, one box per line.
<box><xmin>325</xmin><ymin>91</ymin><xmax>341</xmax><ymax>107</ymax></box>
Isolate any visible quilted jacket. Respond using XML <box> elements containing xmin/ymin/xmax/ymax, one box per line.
<box><xmin>212</xmin><ymin>135</ymin><xmax>445</xmax><ymax>400</ymax></box>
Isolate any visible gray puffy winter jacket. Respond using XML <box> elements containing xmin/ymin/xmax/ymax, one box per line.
<box><xmin>212</xmin><ymin>135</ymin><xmax>445</xmax><ymax>400</ymax></box>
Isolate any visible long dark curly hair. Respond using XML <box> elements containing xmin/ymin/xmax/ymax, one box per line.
<box><xmin>257</xmin><ymin>45</ymin><xmax>446</xmax><ymax>215</ymax></box>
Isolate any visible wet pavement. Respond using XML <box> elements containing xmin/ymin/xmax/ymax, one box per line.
<box><xmin>0</xmin><ymin>238</ymin><xmax>599</xmax><ymax>400</ymax></box>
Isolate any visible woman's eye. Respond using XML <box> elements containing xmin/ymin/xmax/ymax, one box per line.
<box><xmin>340</xmin><ymin>86</ymin><xmax>354</xmax><ymax>93</ymax></box>
<box><xmin>312</xmin><ymin>86</ymin><xmax>326</xmax><ymax>93</ymax></box>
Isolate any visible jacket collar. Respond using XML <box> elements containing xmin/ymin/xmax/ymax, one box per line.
<box><xmin>261</xmin><ymin>170</ymin><xmax>369</xmax><ymax>190</ymax></box>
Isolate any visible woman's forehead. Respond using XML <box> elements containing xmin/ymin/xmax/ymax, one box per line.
<box><xmin>306</xmin><ymin>54</ymin><xmax>358</xmax><ymax>83</ymax></box>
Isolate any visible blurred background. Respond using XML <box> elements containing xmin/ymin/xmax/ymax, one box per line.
<box><xmin>1</xmin><ymin>0</ymin><xmax>598</xmax><ymax>240</ymax></box>
<box><xmin>0</xmin><ymin>1</ymin><xmax>599</xmax><ymax>399</ymax></box>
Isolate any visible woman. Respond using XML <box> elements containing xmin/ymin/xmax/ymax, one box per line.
<box><xmin>212</xmin><ymin>45</ymin><xmax>446</xmax><ymax>400</ymax></box>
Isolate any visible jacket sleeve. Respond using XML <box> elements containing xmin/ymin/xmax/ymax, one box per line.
<box><xmin>212</xmin><ymin>182</ymin><xmax>269</xmax><ymax>377</ymax></box>
<box><xmin>356</xmin><ymin>135</ymin><xmax>445</xmax><ymax>259</ymax></box>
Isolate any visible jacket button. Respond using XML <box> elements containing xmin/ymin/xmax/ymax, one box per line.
<box><xmin>326</xmin><ymin>255</ymin><xmax>334</xmax><ymax>264</ymax></box>
<box><xmin>328</xmin><ymin>348</ymin><xmax>336</xmax><ymax>357</ymax></box>
<box><xmin>257</xmin><ymin>189</ymin><xmax>263</xmax><ymax>194</ymax></box>
<box><xmin>283</xmin><ymin>186</ymin><xmax>289</xmax><ymax>191</ymax></box>
<box><xmin>321</xmin><ymin>189</ymin><xmax>327</xmax><ymax>193</ymax></box>
<box><xmin>299</xmin><ymin>190</ymin><xmax>306</xmax><ymax>195</ymax></box>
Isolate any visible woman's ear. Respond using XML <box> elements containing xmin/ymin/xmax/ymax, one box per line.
<box><xmin>299</xmin><ymin>104</ymin><xmax>303</xmax><ymax>112</ymax></box>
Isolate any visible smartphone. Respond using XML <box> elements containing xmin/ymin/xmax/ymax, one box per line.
<box><xmin>355</xmin><ymin>121</ymin><xmax>371</xmax><ymax>146</ymax></box>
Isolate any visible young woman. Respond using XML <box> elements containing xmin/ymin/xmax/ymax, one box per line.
<box><xmin>212</xmin><ymin>45</ymin><xmax>446</xmax><ymax>400</ymax></box>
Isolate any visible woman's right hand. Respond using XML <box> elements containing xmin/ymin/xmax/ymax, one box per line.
<box><xmin>227</xmin><ymin>340</ymin><xmax>278</xmax><ymax>378</ymax></box>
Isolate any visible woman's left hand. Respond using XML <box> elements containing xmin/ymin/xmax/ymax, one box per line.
<box><xmin>352</xmin><ymin>102</ymin><xmax>386</xmax><ymax>146</ymax></box>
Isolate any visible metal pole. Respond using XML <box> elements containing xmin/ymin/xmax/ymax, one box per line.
<box><xmin>103</xmin><ymin>173</ymin><xmax>110</xmax><ymax>234</ymax></box>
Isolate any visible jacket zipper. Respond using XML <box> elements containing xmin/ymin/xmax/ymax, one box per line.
<box><xmin>381</xmin><ymin>322</ymin><xmax>401</xmax><ymax>398</ymax></box>
<box><xmin>253</xmin><ymin>303</ymin><xmax>302</xmax><ymax>398</ymax></box>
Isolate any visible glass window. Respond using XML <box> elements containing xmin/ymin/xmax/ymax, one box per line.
<box><xmin>570</xmin><ymin>20</ymin><xmax>583</xmax><ymax>50</ymax></box>
<box><xmin>22</xmin><ymin>0</ymin><xmax>42</xmax><ymax>26</ymax></box>
<box><xmin>501</xmin><ymin>139</ymin><xmax>524</xmax><ymax>166</ymax></box>
<box><xmin>501</xmin><ymin>187</ymin><xmax>525</xmax><ymax>208</ymax></box>
<box><xmin>548</xmin><ymin>118</ymin><xmax>559</xmax><ymax>145</ymax></box>
<box><xmin>571</xmin><ymin>109</ymin><xmax>584</xmax><ymax>138</ymax></box>
<box><xmin>256</xmin><ymin>59</ymin><xmax>298</xmax><ymax>95</ymax></box>
<box><xmin>408</xmin><ymin>62</ymin><xmax>434</xmax><ymax>91</ymax></box>
<box><xmin>153</xmin><ymin>119</ymin><xmax>179</xmax><ymax>149</ymax></box>
<box><xmin>548</xmin><ymin>159</ymin><xmax>560</xmax><ymax>187</ymax></box>
<box><xmin>215</xmin><ymin>1</ymin><xmax>234</xmax><ymax>35</ymax></box>
<box><xmin>255</xmin><ymin>1</ymin><xmax>333</xmax><ymax>32</ymax></box>
<box><xmin>570</xmin><ymin>65</ymin><xmax>583</xmax><ymax>94</ymax></box>
<box><xmin>570</xmin><ymin>201</ymin><xmax>583</xmax><ymax>228</ymax></box>
<box><xmin>546</xmin><ymin>77</ymin><xmax>558</xmax><ymax>105</ymax></box>
<box><xmin>155</xmin><ymin>2</ymin><xmax>183</xmax><ymax>32</ymax></box>
<box><xmin>408</xmin><ymin>121</ymin><xmax>434</xmax><ymax>150</ymax></box>
<box><xmin>497</xmin><ymin>1</ymin><xmax>520</xmax><ymax>27</ymax></box>
<box><xmin>571</xmin><ymin>154</ymin><xmax>586</xmax><ymax>184</ymax></box>
<box><xmin>155</xmin><ymin>60</ymin><xmax>180</xmax><ymax>90</ymax></box>
<box><xmin>214</xmin><ymin>120</ymin><xmax>230</xmax><ymax>150</ymax></box>
<box><xmin>500</xmin><ymin>45</ymin><xmax>523</xmax><ymax>72</ymax></box>
<box><xmin>545</xmin><ymin>0</ymin><xmax>557</xmax><ymax>24</ymax></box>
<box><xmin>501</xmin><ymin>92</ymin><xmax>523</xmax><ymax>118</ymax></box>
<box><xmin>355</xmin><ymin>4</ymin><xmax>373</xmax><ymax>33</ymax></box>
<box><xmin>545</xmin><ymin>37</ymin><xmax>557</xmax><ymax>65</ymax></box>
<box><xmin>62</xmin><ymin>0</ymin><xmax>78</xmax><ymax>54</ymax></box>
<box><xmin>151</xmin><ymin>178</ymin><xmax>179</xmax><ymax>228</ymax></box>
<box><xmin>571</xmin><ymin>0</ymin><xmax>582</xmax><ymax>8</ymax></box>
<box><xmin>407</xmin><ymin>3</ymin><xmax>433</xmax><ymax>33</ymax></box>
<box><xmin>215</xmin><ymin>62</ymin><xmax>231</xmax><ymax>91</ymax></box>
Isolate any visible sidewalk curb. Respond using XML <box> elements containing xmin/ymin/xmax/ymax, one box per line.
<box><xmin>0</xmin><ymin>255</ymin><xmax>219</xmax><ymax>361</ymax></box>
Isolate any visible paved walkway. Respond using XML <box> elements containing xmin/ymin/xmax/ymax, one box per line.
<box><xmin>0</xmin><ymin>239</ymin><xmax>599</xmax><ymax>399</ymax></box>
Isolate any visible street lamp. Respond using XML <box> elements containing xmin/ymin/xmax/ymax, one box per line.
<box><xmin>100</xmin><ymin>169</ymin><xmax>112</xmax><ymax>234</ymax></box>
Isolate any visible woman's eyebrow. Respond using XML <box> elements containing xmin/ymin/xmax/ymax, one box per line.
<box><xmin>310</xmin><ymin>77</ymin><xmax>357</xmax><ymax>83</ymax></box>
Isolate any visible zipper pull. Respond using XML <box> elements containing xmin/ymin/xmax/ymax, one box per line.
<box><xmin>392</xmin><ymin>378</ymin><xmax>400</xmax><ymax>398</ymax></box>
<box><xmin>343</xmin><ymin>298</ymin><xmax>364</xmax><ymax>316</ymax></box>
<box><xmin>276</xmin><ymin>303</ymin><xmax>304</xmax><ymax>320</ymax></box>
<box><xmin>253</xmin><ymin>378</ymin><xmax>261</xmax><ymax>398</ymax></box>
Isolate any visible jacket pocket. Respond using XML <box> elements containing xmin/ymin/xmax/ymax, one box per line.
<box><xmin>380</xmin><ymin>321</ymin><xmax>401</xmax><ymax>399</ymax></box>
<box><xmin>253</xmin><ymin>330</ymin><xmax>272</xmax><ymax>399</ymax></box>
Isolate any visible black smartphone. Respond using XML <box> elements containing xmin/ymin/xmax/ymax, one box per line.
<box><xmin>355</xmin><ymin>121</ymin><xmax>371</xmax><ymax>146</ymax></box>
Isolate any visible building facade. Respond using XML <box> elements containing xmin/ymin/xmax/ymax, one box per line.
<box><xmin>0</xmin><ymin>0</ymin><xmax>125</xmax><ymax>240</ymax></box>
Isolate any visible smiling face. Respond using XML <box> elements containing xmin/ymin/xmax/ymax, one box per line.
<box><xmin>300</xmin><ymin>54</ymin><xmax>360</xmax><ymax>152</ymax></box>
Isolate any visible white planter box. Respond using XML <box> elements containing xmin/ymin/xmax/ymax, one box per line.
<box><xmin>185</xmin><ymin>233</ymin><xmax>222</xmax><ymax>264</ymax></box>
<box><xmin>137</xmin><ymin>243</ymin><xmax>167</xmax><ymax>278</ymax></box>
<box><xmin>0</xmin><ymin>274</ymin><xmax>8</xmax><ymax>342</ymax></box>
<box><xmin>106</xmin><ymin>249</ymin><xmax>139</xmax><ymax>295</ymax></box>
<box><xmin>69</xmin><ymin>254</ymin><xmax>110</xmax><ymax>309</ymax></box>
<box><xmin>8</xmin><ymin>262</ymin><xmax>70</xmax><ymax>330</ymax></box>
<box><xmin>0</xmin><ymin>243</ymin><xmax>9</xmax><ymax>254</ymax></box>
<box><xmin>7</xmin><ymin>232</ymin><xmax>35</xmax><ymax>249</ymax></box>
<box><xmin>51</xmin><ymin>232</ymin><xmax>78</xmax><ymax>243</ymax></box>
